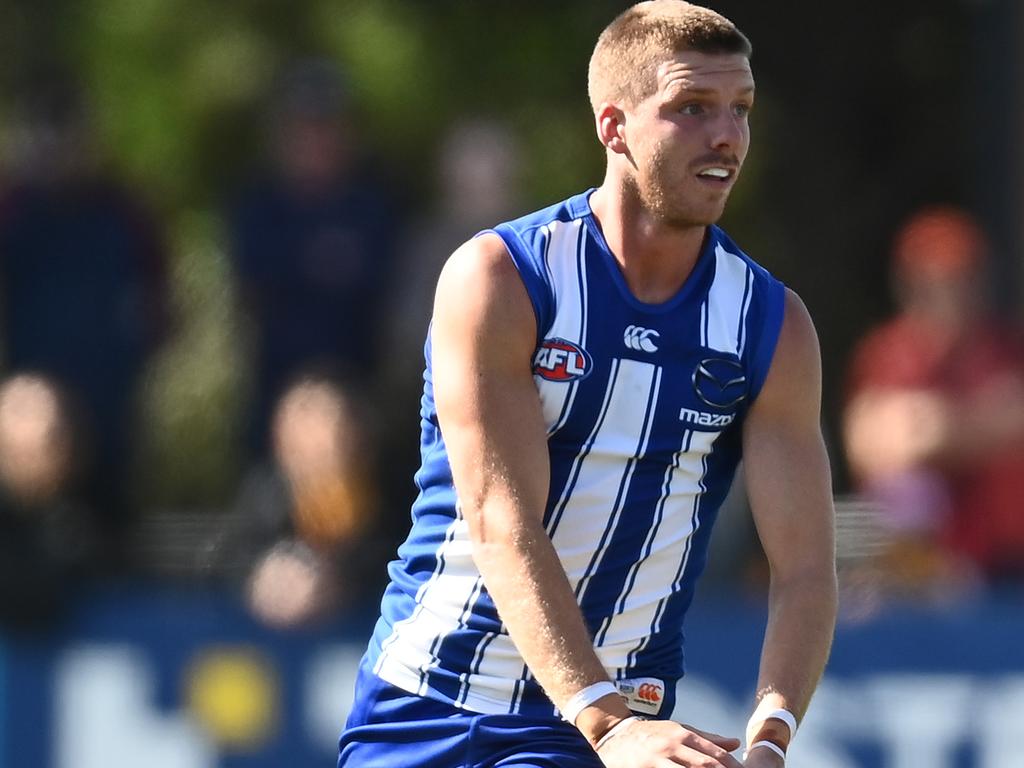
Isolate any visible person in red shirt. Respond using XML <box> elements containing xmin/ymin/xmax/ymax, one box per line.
<box><xmin>844</xmin><ymin>206</ymin><xmax>1024</xmax><ymax>586</ymax></box>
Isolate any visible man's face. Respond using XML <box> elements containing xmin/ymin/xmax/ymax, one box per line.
<box><xmin>621</xmin><ymin>50</ymin><xmax>754</xmax><ymax>228</ymax></box>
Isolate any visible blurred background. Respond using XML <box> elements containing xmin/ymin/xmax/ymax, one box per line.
<box><xmin>0</xmin><ymin>1</ymin><xmax>1022</xmax><ymax>766</ymax></box>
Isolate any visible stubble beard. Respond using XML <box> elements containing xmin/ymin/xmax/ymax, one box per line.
<box><xmin>635</xmin><ymin>145</ymin><xmax>732</xmax><ymax>230</ymax></box>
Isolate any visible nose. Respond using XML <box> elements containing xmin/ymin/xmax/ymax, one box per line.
<box><xmin>708</xmin><ymin>109</ymin><xmax>745</xmax><ymax>152</ymax></box>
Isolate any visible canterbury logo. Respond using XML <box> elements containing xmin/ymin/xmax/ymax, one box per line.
<box><xmin>637</xmin><ymin>683</ymin><xmax>662</xmax><ymax>703</ymax></box>
<box><xmin>624</xmin><ymin>325</ymin><xmax>660</xmax><ymax>353</ymax></box>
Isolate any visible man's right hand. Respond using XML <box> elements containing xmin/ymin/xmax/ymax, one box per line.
<box><xmin>595</xmin><ymin>718</ymin><xmax>743</xmax><ymax>768</ymax></box>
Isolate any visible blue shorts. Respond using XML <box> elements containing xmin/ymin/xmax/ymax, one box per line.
<box><xmin>338</xmin><ymin>661</ymin><xmax>603</xmax><ymax>768</ymax></box>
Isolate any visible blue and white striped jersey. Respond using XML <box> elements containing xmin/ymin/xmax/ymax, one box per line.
<box><xmin>366</xmin><ymin>189</ymin><xmax>786</xmax><ymax>718</ymax></box>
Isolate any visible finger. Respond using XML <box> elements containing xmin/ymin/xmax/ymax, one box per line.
<box><xmin>674</xmin><ymin>737</ymin><xmax>745</xmax><ymax>768</ymax></box>
<box><xmin>668</xmin><ymin>744</ymin><xmax>744</xmax><ymax>768</ymax></box>
<box><xmin>680</xmin><ymin>723</ymin><xmax>742</xmax><ymax>751</ymax></box>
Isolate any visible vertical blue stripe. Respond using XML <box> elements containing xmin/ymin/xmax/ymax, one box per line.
<box><xmin>419</xmin><ymin>576</ymin><xmax>484</xmax><ymax>697</ymax></box>
<box><xmin>376</xmin><ymin>513</ymin><xmax>461</xmax><ymax>676</ymax></box>
<box><xmin>593</xmin><ymin>431</ymin><xmax>688</xmax><ymax>646</ymax></box>
<box><xmin>509</xmin><ymin>664</ymin><xmax>528</xmax><ymax>713</ymax></box>
<box><xmin>625</xmin><ymin>429</ymin><xmax>697</xmax><ymax>669</ymax></box>
<box><xmin>576</xmin><ymin>222</ymin><xmax>589</xmax><ymax>346</ymax></box>
<box><xmin>574</xmin><ymin>365</ymin><xmax>661</xmax><ymax>603</ymax></box>
<box><xmin>545</xmin><ymin>358</ymin><xmax>621</xmax><ymax>536</ymax></box>
<box><xmin>629</xmin><ymin>433</ymin><xmax>742</xmax><ymax>675</ymax></box>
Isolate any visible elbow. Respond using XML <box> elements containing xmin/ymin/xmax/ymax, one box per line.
<box><xmin>462</xmin><ymin>497</ymin><xmax>544</xmax><ymax>557</ymax></box>
<box><xmin>771</xmin><ymin>564</ymin><xmax>838</xmax><ymax>615</ymax></box>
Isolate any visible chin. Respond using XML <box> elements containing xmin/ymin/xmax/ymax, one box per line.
<box><xmin>662</xmin><ymin>191</ymin><xmax>730</xmax><ymax>227</ymax></box>
<box><xmin>661</xmin><ymin>205</ymin><xmax>725</xmax><ymax>229</ymax></box>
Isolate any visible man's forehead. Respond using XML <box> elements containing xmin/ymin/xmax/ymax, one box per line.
<box><xmin>655</xmin><ymin>53</ymin><xmax>754</xmax><ymax>90</ymax></box>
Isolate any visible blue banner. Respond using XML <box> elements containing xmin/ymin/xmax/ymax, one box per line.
<box><xmin>2</xmin><ymin>587</ymin><xmax>1021</xmax><ymax>768</ymax></box>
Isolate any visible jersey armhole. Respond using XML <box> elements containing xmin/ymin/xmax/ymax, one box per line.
<box><xmin>745</xmin><ymin>277</ymin><xmax>787</xmax><ymax>403</ymax></box>
<box><xmin>476</xmin><ymin>226</ymin><xmax>554</xmax><ymax>344</ymax></box>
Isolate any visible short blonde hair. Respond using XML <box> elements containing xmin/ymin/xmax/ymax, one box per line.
<box><xmin>587</xmin><ymin>1</ymin><xmax>751</xmax><ymax>111</ymax></box>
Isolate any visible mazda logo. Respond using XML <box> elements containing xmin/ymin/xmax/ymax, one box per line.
<box><xmin>692</xmin><ymin>357</ymin><xmax>747</xmax><ymax>409</ymax></box>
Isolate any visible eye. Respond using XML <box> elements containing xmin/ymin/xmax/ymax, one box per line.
<box><xmin>733</xmin><ymin>102</ymin><xmax>752</xmax><ymax>118</ymax></box>
<box><xmin>680</xmin><ymin>102</ymin><xmax>704</xmax><ymax>116</ymax></box>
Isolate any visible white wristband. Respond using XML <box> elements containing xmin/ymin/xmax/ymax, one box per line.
<box><xmin>745</xmin><ymin>740</ymin><xmax>786</xmax><ymax>761</ymax></box>
<box><xmin>561</xmin><ymin>681</ymin><xmax>620</xmax><ymax>725</ymax></box>
<box><xmin>593</xmin><ymin>715</ymin><xmax>647</xmax><ymax>751</ymax></box>
<box><xmin>746</xmin><ymin>700</ymin><xmax>797</xmax><ymax>741</ymax></box>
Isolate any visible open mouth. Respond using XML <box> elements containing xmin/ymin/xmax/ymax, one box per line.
<box><xmin>696</xmin><ymin>167</ymin><xmax>734</xmax><ymax>183</ymax></box>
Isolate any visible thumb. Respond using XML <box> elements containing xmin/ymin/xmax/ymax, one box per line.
<box><xmin>682</xmin><ymin>724</ymin><xmax>742</xmax><ymax>751</ymax></box>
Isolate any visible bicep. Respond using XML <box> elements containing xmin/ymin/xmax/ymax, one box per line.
<box><xmin>743</xmin><ymin>290</ymin><xmax>835</xmax><ymax>578</ymax></box>
<box><xmin>431</xmin><ymin>235</ymin><xmax>551</xmax><ymax>538</ymax></box>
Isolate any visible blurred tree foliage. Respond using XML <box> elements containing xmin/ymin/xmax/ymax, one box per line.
<box><xmin>0</xmin><ymin>0</ymin><xmax>990</xmax><ymax>508</ymax></box>
<box><xmin>0</xmin><ymin>0</ymin><xmax>636</xmax><ymax>508</ymax></box>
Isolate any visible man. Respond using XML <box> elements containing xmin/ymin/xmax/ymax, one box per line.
<box><xmin>339</xmin><ymin>2</ymin><xmax>837</xmax><ymax>766</ymax></box>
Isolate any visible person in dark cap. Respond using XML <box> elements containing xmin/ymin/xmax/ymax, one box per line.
<box><xmin>227</xmin><ymin>58</ymin><xmax>400</xmax><ymax>462</ymax></box>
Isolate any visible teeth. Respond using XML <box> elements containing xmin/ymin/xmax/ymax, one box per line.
<box><xmin>700</xmin><ymin>168</ymin><xmax>730</xmax><ymax>178</ymax></box>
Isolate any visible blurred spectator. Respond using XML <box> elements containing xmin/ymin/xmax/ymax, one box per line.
<box><xmin>0</xmin><ymin>374</ymin><xmax>98</xmax><ymax>630</ymax></box>
<box><xmin>385</xmin><ymin>117</ymin><xmax>522</xmax><ymax>377</ymax></box>
<box><xmin>0</xmin><ymin>76</ymin><xmax>168</xmax><ymax>555</ymax></box>
<box><xmin>228</xmin><ymin>59</ymin><xmax>400</xmax><ymax>461</ymax></box>
<box><xmin>378</xmin><ymin>118</ymin><xmax>521</xmax><ymax>533</ymax></box>
<box><xmin>843</xmin><ymin>206</ymin><xmax>1024</xmax><ymax>591</ymax></box>
<box><xmin>205</xmin><ymin>368</ymin><xmax>382</xmax><ymax>628</ymax></box>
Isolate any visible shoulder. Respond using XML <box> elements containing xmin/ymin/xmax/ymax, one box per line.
<box><xmin>471</xmin><ymin>194</ymin><xmax>591</xmax><ymax>338</ymax></box>
<box><xmin>749</xmin><ymin>289</ymin><xmax>822</xmax><ymax>420</ymax></box>
<box><xmin>434</xmin><ymin>234</ymin><xmax>537</xmax><ymax>354</ymax></box>
<box><xmin>438</xmin><ymin>233</ymin><xmax>523</xmax><ymax>296</ymax></box>
<box><xmin>779</xmin><ymin>289</ymin><xmax>820</xmax><ymax>353</ymax></box>
<box><xmin>775</xmin><ymin>289</ymin><xmax>822</xmax><ymax>383</ymax></box>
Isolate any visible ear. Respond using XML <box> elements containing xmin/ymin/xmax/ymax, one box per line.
<box><xmin>595</xmin><ymin>103</ymin><xmax>628</xmax><ymax>155</ymax></box>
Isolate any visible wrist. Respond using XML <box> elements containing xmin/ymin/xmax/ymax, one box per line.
<box><xmin>592</xmin><ymin>714</ymin><xmax>648</xmax><ymax>752</ymax></box>
<box><xmin>747</xmin><ymin>720</ymin><xmax>790</xmax><ymax>752</ymax></box>
<box><xmin>745</xmin><ymin>701</ymin><xmax>796</xmax><ymax>757</ymax></box>
<box><xmin>574</xmin><ymin>692</ymin><xmax>633</xmax><ymax>746</ymax></box>
<box><xmin>745</xmin><ymin>739</ymin><xmax>787</xmax><ymax>763</ymax></box>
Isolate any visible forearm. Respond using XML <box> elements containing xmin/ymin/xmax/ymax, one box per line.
<box><xmin>470</xmin><ymin>502</ymin><xmax>632</xmax><ymax>740</ymax></box>
<box><xmin>748</xmin><ymin>570</ymin><xmax>837</xmax><ymax>744</ymax></box>
<box><xmin>433</xmin><ymin>238</ymin><xmax>633</xmax><ymax>746</ymax></box>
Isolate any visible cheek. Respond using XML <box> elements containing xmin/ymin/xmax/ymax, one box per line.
<box><xmin>738</xmin><ymin>122</ymin><xmax>752</xmax><ymax>158</ymax></box>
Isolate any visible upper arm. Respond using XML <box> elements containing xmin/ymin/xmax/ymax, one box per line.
<box><xmin>742</xmin><ymin>289</ymin><xmax>836</xmax><ymax>581</ymax></box>
<box><xmin>431</xmin><ymin>233</ymin><xmax>551</xmax><ymax>542</ymax></box>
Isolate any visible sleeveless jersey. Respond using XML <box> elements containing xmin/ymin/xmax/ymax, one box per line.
<box><xmin>366</xmin><ymin>189</ymin><xmax>786</xmax><ymax>718</ymax></box>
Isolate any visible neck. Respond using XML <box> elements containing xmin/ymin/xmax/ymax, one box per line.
<box><xmin>588</xmin><ymin>179</ymin><xmax>709</xmax><ymax>304</ymax></box>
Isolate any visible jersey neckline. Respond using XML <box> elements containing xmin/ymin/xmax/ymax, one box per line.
<box><xmin>568</xmin><ymin>187</ymin><xmax>717</xmax><ymax>315</ymax></box>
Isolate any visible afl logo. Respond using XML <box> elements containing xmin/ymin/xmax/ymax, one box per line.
<box><xmin>533</xmin><ymin>338</ymin><xmax>592</xmax><ymax>382</ymax></box>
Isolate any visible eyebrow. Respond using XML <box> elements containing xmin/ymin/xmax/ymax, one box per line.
<box><xmin>675</xmin><ymin>85</ymin><xmax>756</xmax><ymax>96</ymax></box>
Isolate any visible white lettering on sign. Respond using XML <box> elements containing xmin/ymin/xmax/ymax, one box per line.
<box><xmin>672</xmin><ymin>673</ymin><xmax>1024</xmax><ymax>768</ymax></box>
<box><xmin>55</xmin><ymin>646</ymin><xmax>215</xmax><ymax>768</ymax></box>
<box><xmin>48</xmin><ymin>642</ymin><xmax>1024</xmax><ymax>767</ymax></box>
